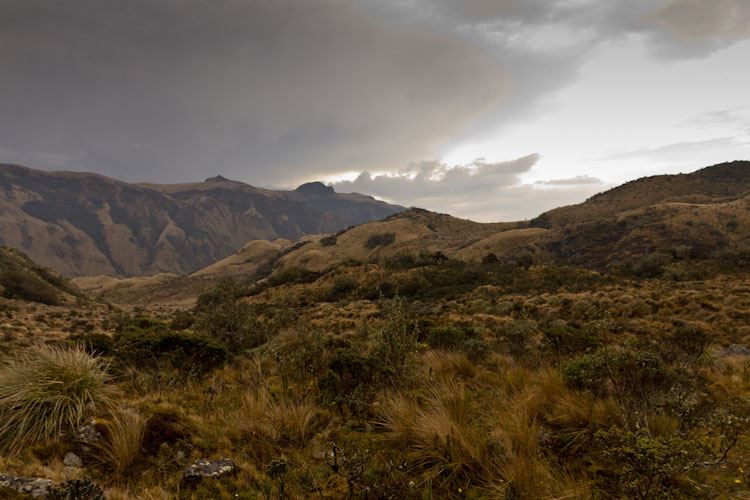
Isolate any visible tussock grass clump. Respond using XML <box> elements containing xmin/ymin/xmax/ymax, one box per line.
<box><xmin>0</xmin><ymin>344</ymin><xmax>114</xmax><ymax>455</ymax></box>
<box><xmin>238</xmin><ymin>390</ymin><xmax>323</xmax><ymax>446</ymax></box>
<box><xmin>90</xmin><ymin>408</ymin><xmax>146</xmax><ymax>474</ymax></box>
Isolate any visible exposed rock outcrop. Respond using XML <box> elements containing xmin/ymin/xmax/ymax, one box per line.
<box><xmin>183</xmin><ymin>459</ymin><xmax>238</xmax><ymax>483</ymax></box>
<box><xmin>0</xmin><ymin>474</ymin><xmax>54</xmax><ymax>498</ymax></box>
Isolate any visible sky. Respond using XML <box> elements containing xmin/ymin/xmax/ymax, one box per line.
<box><xmin>1</xmin><ymin>0</ymin><xmax>749</xmax><ymax>222</ymax></box>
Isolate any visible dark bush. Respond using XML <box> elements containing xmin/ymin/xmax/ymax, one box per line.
<box><xmin>629</xmin><ymin>252</ymin><xmax>673</xmax><ymax>278</ymax></box>
<box><xmin>542</xmin><ymin>324</ymin><xmax>599</xmax><ymax>357</ymax></box>
<box><xmin>481</xmin><ymin>253</ymin><xmax>500</xmax><ymax>264</ymax></box>
<box><xmin>562</xmin><ymin>353</ymin><xmax>607</xmax><ymax>393</ymax></box>
<box><xmin>462</xmin><ymin>338</ymin><xmax>491</xmax><ymax>362</ymax></box>
<box><xmin>318</xmin><ymin>348</ymin><xmax>377</xmax><ymax>416</ymax></box>
<box><xmin>115</xmin><ymin>315</ymin><xmax>169</xmax><ymax>335</ymax></box>
<box><xmin>74</xmin><ymin>333</ymin><xmax>115</xmax><ymax>357</ymax></box>
<box><xmin>516</xmin><ymin>250</ymin><xmax>535</xmax><ymax>269</ymax></box>
<box><xmin>194</xmin><ymin>279</ymin><xmax>250</xmax><ymax>312</ymax></box>
<box><xmin>170</xmin><ymin>310</ymin><xmax>194</xmax><ymax>331</ymax></box>
<box><xmin>320</xmin><ymin>234</ymin><xmax>337</xmax><ymax>247</ymax></box>
<box><xmin>0</xmin><ymin>268</ymin><xmax>59</xmax><ymax>305</ymax></box>
<box><xmin>498</xmin><ymin>319</ymin><xmax>537</xmax><ymax>358</ymax></box>
<box><xmin>48</xmin><ymin>477</ymin><xmax>104</xmax><ymax>500</ymax></box>
<box><xmin>266</xmin><ymin>267</ymin><xmax>321</xmax><ymax>287</ymax></box>
<box><xmin>321</xmin><ymin>275</ymin><xmax>359</xmax><ymax>302</ymax></box>
<box><xmin>193</xmin><ymin>280</ymin><xmax>264</xmax><ymax>351</ymax></box>
<box><xmin>114</xmin><ymin>329</ymin><xmax>228</xmax><ymax>382</ymax></box>
<box><xmin>662</xmin><ymin>323</ymin><xmax>710</xmax><ymax>366</ymax></box>
<box><xmin>364</xmin><ymin>232</ymin><xmax>396</xmax><ymax>250</ymax></box>
<box><xmin>142</xmin><ymin>406</ymin><xmax>195</xmax><ymax>454</ymax></box>
<box><xmin>425</xmin><ymin>326</ymin><xmax>466</xmax><ymax>350</ymax></box>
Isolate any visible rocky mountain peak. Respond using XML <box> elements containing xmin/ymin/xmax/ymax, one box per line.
<box><xmin>295</xmin><ymin>181</ymin><xmax>335</xmax><ymax>196</ymax></box>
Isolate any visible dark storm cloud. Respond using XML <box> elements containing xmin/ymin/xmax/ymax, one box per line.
<box><xmin>646</xmin><ymin>0</ymin><xmax>750</xmax><ymax>55</ymax></box>
<box><xmin>1</xmin><ymin>0</ymin><xmax>747</xmax><ymax>200</ymax></box>
<box><xmin>0</xmin><ymin>0</ymin><xmax>506</xmax><ymax>184</ymax></box>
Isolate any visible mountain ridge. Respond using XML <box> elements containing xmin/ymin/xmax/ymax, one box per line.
<box><xmin>0</xmin><ymin>164</ymin><xmax>404</xmax><ymax>277</ymax></box>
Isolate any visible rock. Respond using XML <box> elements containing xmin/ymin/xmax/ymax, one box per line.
<box><xmin>0</xmin><ymin>474</ymin><xmax>55</xmax><ymax>498</ymax></box>
<box><xmin>76</xmin><ymin>417</ymin><xmax>102</xmax><ymax>445</ymax></box>
<box><xmin>63</xmin><ymin>452</ymin><xmax>83</xmax><ymax>468</ymax></box>
<box><xmin>722</xmin><ymin>344</ymin><xmax>749</xmax><ymax>356</ymax></box>
<box><xmin>183</xmin><ymin>459</ymin><xmax>238</xmax><ymax>483</ymax></box>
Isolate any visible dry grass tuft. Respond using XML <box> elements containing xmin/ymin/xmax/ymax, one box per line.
<box><xmin>237</xmin><ymin>389</ymin><xmax>322</xmax><ymax>446</ymax></box>
<box><xmin>380</xmin><ymin>382</ymin><xmax>489</xmax><ymax>483</ymax></box>
<box><xmin>90</xmin><ymin>408</ymin><xmax>146</xmax><ymax>475</ymax></box>
<box><xmin>0</xmin><ymin>344</ymin><xmax>114</xmax><ymax>455</ymax></box>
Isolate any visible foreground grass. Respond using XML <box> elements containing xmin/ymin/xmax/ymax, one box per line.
<box><xmin>1</xmin><ymin>264</ymin><xmax>749</xmax><ymax>499</ymax></box>
<box><xmin>0</xmin><ymin>344</ymin><xmax>114</xmax><ymax>455</ymax></box>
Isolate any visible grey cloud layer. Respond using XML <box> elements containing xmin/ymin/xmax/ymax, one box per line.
<box><xmin>0</xmin><ymin>0</ymin><xmax>506</xmax><ymax>183</ymax></box>
<box><xmin>329</xmin><ymin>154</ymin><xmax>604</xmax><ymax>221</ymax></box>
<box><xmin>0</xmin><ymin>0</ymin><xmax>747</xmax><ymax>209</ymax></box>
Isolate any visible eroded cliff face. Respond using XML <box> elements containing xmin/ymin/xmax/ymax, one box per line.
<box><xmin>0</xmin><ymin>164</ymin><xmax>403</xmax><ymax>277</ymax></box>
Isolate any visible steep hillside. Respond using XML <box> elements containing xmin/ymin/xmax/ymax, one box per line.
<box><xmin>0</xmin><ymin>165</ymin><xmax>403</xmax><ymax>277</ymax></box>
<box><xmin>533</xmin><ymin>160</ymin><xmax>750</xmax><ymax>228</ymax></box>
<box><xmin>527</xmin><ymin>161</ymin><xmax>750</xmax><ymax>267</ymax></box>
<box><xmin>0</xmin><ymin>246</ymin><xmax>78</xmax><ymax>305</ymax></box>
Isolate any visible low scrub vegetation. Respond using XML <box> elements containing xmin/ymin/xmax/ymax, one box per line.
<box><xmin>1</xmin><ymin>254</ymin><xmax>749</xmax><ymax>499</ymax></box>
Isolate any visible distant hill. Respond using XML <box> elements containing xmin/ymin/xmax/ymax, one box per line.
<box><xmin>529</xmin><ymin>161</ymin><xmax>750</xmax><ymax>267</ymax></box>
<box><xmin>532</xmin><ymin>160</ymin><xmax>750</xmax><ymax>229</ymax></box>
<box><xmin>0</xmin><ymin>164</ymin><xmax>404</xmax><ymax>277</ymax></box>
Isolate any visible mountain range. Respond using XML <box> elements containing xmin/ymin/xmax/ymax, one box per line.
<box><xmin>0</xmin><ymin>164</ymin><xmax>403</xmax><ymax>277</ymax></box>
<box><xmin>2</xmin><ymin>160</ymin><xmax>750</xmax><ymax>296</ymax></box>
<box><xmin>54</xmin><ymin>160</ymin><xmax>749</xmax><ymax>306</ymax></box>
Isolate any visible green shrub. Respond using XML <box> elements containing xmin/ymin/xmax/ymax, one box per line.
<box><xmin>499</xmin><ymin>319</ymin><xmax>537</xmax><ymax>358</ymax></box>
<box><xmin>193</xmin><ymin>301</ymin><xmax>262</xmax><ymax>352</ymax></box>
<box><xmin>364</xmin><ymin>232</ymin><xmax>396</xmax><ymax>250</ymax></box>
<box><xmin>373</xmin><ymin>295</ymin><xmax>418</xmax><ymax>382</ymax></box>
<box><xmin>462</xmin><ymin>338</ymin><xmax>491</xmax><ymax>362</ymax></box>
<box><xmin>318</xmin><ymin>348</ymin><xmax>377</xmax><ymax>416</ymax></box>
<box><xmin>170</xmin><ymin>310</ymin><xmax>194</xmax><ymax>331</ymax></box>
<box><xmin>321</xmin><ymin>275</ymin><xmax>358</xmax><ymax>302</ymax></box>
<box><xmin>0</xmin><ymin>344</ymin><xmax>114</xmax><ymax>455</ymax></box>
<box><xmin>564</xmin><ymin>349</ymin><xmax>673</xmax><ymax>413</ymax></box>
<box><xmin>425</xmin><ymin>326</ymin><xmax>466</xmax><ymax>350</ymax></box>
<box><xmin>542</xmin><ymin>324</ymin><xmax>599</xmax><ymax>358</ymax></box>
<box><xmin>562</xmin><ymin>353</ymin><xmax>607</xmax><ymax>393</ymax></box>
<box><xmin>115</xmin><ymin>315</ymin><xmax>169</xmax><ymax>335</ymax></box>
<box><xmin>662</xmin><ymin>323</ymin><xmax>710</xmax><ymax>366</ymax></box>
<box><xmin>114</xmin><ymin>330</ymin><xmax>228</xmax><ymax>382</ymax></box>
<box><xmin>193</xmin><ymin>281</ymin><xmax>264</xmax><ymax>351</ymax></box>
<box><xmin>604</xmin><ymin>350</ymin><xmax>673</xmax><ymax>413</ymax></box>
<box><xmin>265</xmin><ymin>267</ymin><xmax>321</xmax><ymax>288</ymax></box>
<box><xmin>74</xmin><ymin>333</ymin><xmax>115</xmax><ymax>356</ymax></box>
<box><xmin>596</xmin><ymin>427</ymin><xmax>716</xmax><ymax>500</ymax></box>
<box><xmin>48</xmin><ymin>477</ymin><xmax>105</xmax><ymax>500</ymax></box>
